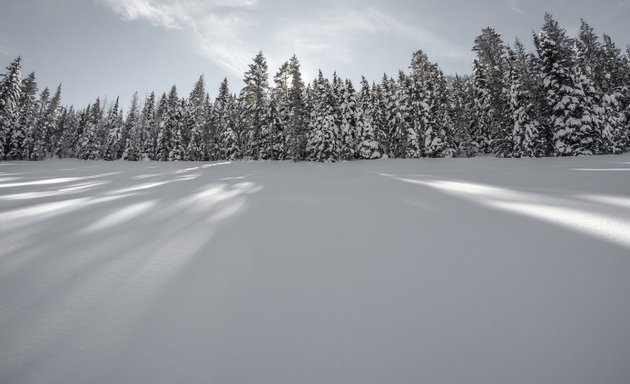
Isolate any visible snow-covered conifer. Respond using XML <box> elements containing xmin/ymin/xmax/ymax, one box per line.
<box><xmin>240</xmin><ymin>51</ymin><xmax>270</xmax><ymax>159</ymax></box>
<box><xmin>0</xmin><ymin>56</ymin><xmax>22</xmax><ymax>159</ymax></box>
<box><xmin>356</xmin><ymin>76</ymin><xmax>381</xmax><ymax>160</ymax></box>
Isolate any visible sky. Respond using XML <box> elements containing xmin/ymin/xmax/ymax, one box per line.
<box><xmin>1</xmin><ymin>0</ymin><xmax>629</xmax><ymax>109</ymax></box>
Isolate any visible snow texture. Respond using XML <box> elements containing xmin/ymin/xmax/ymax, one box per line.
<box><xmin>1</xmin><ymin>156</ymin><xmax>630</xmax><ymax>384</ymax></box>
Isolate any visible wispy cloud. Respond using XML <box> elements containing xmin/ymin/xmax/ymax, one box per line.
<box><xmin>99</xmin><ymin>1</ymin><xmax>465</xmax><ymax>81</ymax></box>
<box><xmin>275</xmin><ymin>7</ymin><xmax>466</xmax><ymax>70</ymax></box>
<box><xmin>507</xmin><ymin>0</ymin><xmax>524</xmax><ymax>14</ymax></box>
<box><xmin>98</xmin><ymin>0</ymin><xmax>258</xmax><ymax>76</ymax></box>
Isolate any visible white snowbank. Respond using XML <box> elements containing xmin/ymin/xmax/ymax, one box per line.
<box><xmin>1</xmin><ymin>155</ymin><xmax>630</xmax><ymax>384</ymax></box>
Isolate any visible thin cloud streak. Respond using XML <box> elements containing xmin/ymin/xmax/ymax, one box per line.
<box><xmin>99</xmin><ymin>0</ymin><xmax>258</xmax><ymax>76</ymax></box>
<box><xmin>98</xmin><ymin>1</ymin><xmax>466</xmax><ymax>81</ymax></box>
<box><xmin>507</xmin><ymin>0</ymin><xmax>524</xmax><ymax>14</ymax></box>
<box><xmin>277</xmin><ymin>7</ymin><xmax>465</xmax><ymax>62</ymax></box>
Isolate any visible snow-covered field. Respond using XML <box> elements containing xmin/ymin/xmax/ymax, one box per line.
<box><xmin>1</xmin><ymin>155</ymin><xmax>630</xmax><ymax>384</ymax></box>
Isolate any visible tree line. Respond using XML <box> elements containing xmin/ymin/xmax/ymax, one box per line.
<box><xmin>0</xmin><ymin>14</ymin><xmax>629</xmax><ymax>162</ymax></box>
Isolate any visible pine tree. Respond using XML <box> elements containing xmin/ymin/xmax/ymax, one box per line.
<box><xmin>265</xmin><ymin>61</ymin><xmax>295</xmax><ymax>160</ymax></box>
<box><xmin>598</xmin><ymin>35</ymin><xmax>628</xmax><ymax>152</ymax></box>
<box><xmin>536</xmin><ymin>14</ymin><xmax>599</xmax><ymax>156</ymax></box>
<box><xmin>356</xmin><ymin>76</ymin><xmax>381</xmax><ymax>160</ymax></box>
<box><xmin>28</xmin><ymin>87</ymin><xmax>55</xmax><ymax>161</ymax></box>
<box><xmin>376</xmin><ymin>75</ymin><xmax>397</xmax><ymax>158</ymax></box>
<box><xmin>0</xmin><ymin>56</ymin><xmax>22</xmax><ymax>159</ymax></box>
<box><xmin>393</xmin><ymin>72</ymin><xmax>419</xmax><ymax>158</ymax></box>
<box><xmin>42</xmin><ymin>85</ymin><xmax>63</xmax><ymax>158</ymax></box>
<box><xmin>240</xmin><ymin>51</ymin><xmax>270</xmax><ymax>159</ymax></box>
<box><xmin>505</xmin><ymin>40</ymin><xmax>542</xmax><ymax>157</ymax></box>
<box><xmin>214</xmin><ymin>79</ymin><xmax>240</xmax><ymax>160</ymax></box>
<box><xmin>9</xmin><ymin>72</ymin><xmax>37</xmax><ymax>160</ymax></box>
<box><xmin>185</xmin><ymin>75</ymin><xmax>207</xmax><ymax>161</ymax></box>
<box><xmin>168</xmin><ymin>99</ymin><xmax>187</xmax><ymax>161</ymax></box>
<box><xmin>428</xmin><ymin>64</ymin><xmax>455</xmax><ymax>157</ymax></box>
<box><xmin>156</xmin><ymin>88</ymin><xmax>175</xmax><ymax>161</ymax></box>
<box><xmin>472</xmin><ymin>28</ymin><xmax>510</xmax><ymax>154</ymax></box>
<box><xmin>449</xmin><ymin>75</ymin><xmax>478</xmax><ymax>157</ymax></box>
<box><xmin>122</xmin><ymin>93</ymin><xmax>142</xmax><ymax>161</ymax></box>
<box><xmin>286</xmin><ymin>55</ymin><xmax>307</xmax><ymax>161</ymax></box>
<box><xmin>103</xmin><ymin>97</ymin><xmax>122</xmax><ymax>161</ymax></box>
<box><xmin>224</xmin><ymin>94</ymin><xmax>242</xmax><ymax>160</ymax></box>
<box><xmin>577</xmin><ymin>20</ymin><xmax>605</xmax><ymax>92</ymax></box>
<box><xmin>386</xmin><ymin>72</ymin><xmax>409</xmax><ymax>158</ymax></box>
<box><xmin>307</xmin><ymin>71</ymin><xmax>338</xmax><ymax>162</ymax></box>
<box><xmin>77</xmin><ymin>99</ymin><xmax>103</xmax><ymax>160</ymax></box>
<box><xmin>339</xmin><ymin>79</ymin><xmax>358</xmax><ymax>160</ymax></box>
<box><xmin>409</xmin><ymin>50</ymin><xmax>453</xmax><ymax>158</ymax></box>
<box><xmin>140</xmin><ymin>92</ymin><xmax>157</xmax><ymax>160</ymax></box>
<box><xmin>259</xmin><ymin>97</ymin><xmax>279</xmax><ymax>160</ymax></box>
<box><xmin>55</xmin><ymin>107</ymin><xmax>79</xmax><ymax>159</ymax></box>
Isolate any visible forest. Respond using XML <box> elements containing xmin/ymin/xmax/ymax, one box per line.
<box><xmin>0</xmin><ymin>14</ymin><xmax>628</xmax><ymax>163</ymax></box>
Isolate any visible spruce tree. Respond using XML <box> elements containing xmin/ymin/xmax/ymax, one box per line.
<box><xmin>122</xmin><ymin>93</ymin><xmax>142</xmax><ymax>161</ymax></box>
<box><xmin>240</xmin><ymin>51</ymin><xmax>270</xmax><ymax>159</ymax></box>
<box><xmin>0</xmin><ymin>56</ymin><xmax>22</xmax><ymax>159</ymax></box>
<box><xmin>598</xmin><ymin>35</ymin><xmax>628</xmax><ymax>151</ymax></box>
<box><xmin>536</xmin><ymin>14</ymin><xmax>598</xmax><ymax>156</ymax></box>
<box><xmin>55</xmin><ymin>107</ymin><xmax>79</xmax><ymax>159</ymax></box>
<box><xmin>306</xmin><ymin>71</ymin><xmax>338</xmax><ymax>162</ymax></box>
<box><xmin>140</xmin><ymin>92</ymin><xmax>157</xmax><ymax>160</ymax></box>
<box><xmin>103</xmin><ymin>97</ymin><xmax>122</xmax><ymax>161</ymax></box>
<box><xmin>224</xmin><ymin>94</ymin><xmax>242</xmax><ymax>160</ymax></box>
<box><xmin>10</xmin><ymin>72</ymin><xmax>37</xmax><ymax>160</ymax></box>
<box><xmin>410</xmin><ymin>50</ymin><xmax>453</xmax><ymax>158</ymax></box>
<box><xmin>377</xmin><ymin>75</ymin><xmax>398</xmax><ymax>158</ymax></box>
<box><xmin>44</xmin><ymin>85</ymin><xmax>63</xmax><ymax>158</ymax></box>
<box><xmin>168</xmin><ymin>99</ymin><xmax>187</xmax><ymax>161</ymax></box>
<box><xmin>77</xmin><ymin>99</ymin><xmax>103</xmax><ymax>160</ymax></box>
<box><xmin>214</xmin><ymin>79</ymin><xmax>241</xmax><ymax>160</ymax></box>
<box><xmin>472</xmin><ymin>28</ymin><xmax>510</xmax><ymax>154</ymax></box>
<box><xmin>449</xmin><ymin>75</ymin><xmax>478</xmax><ymax>157</ymax></box>
<box><xmin>339</xmin><ymin>79</ymin><xmax>358</xmax><ymax>160</ymax></box>
<box><xmin>156</xmin><ymin>89</ymin><xmax>175</xmax><ymax>161</ymax></box>
<box><xmin>505</xmin><ymin>40</ymin><xmax>542</xmax><ymax>158</ymax></box>
<box><xmin>185</xmin><ymin>76</ymin><xmax>207</xmax><ymax>161</ymax></box>
<box><xmin>286</xmin><ymin>55</ymin><xmax>307</xmax><ymax>161</ymax></box>
<box><xmin>356</xmin><ymin>76</ymin><xmax>381</xmax><ymax>160</ymax></box>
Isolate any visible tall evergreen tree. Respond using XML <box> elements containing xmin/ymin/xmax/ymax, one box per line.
<box><xmin>307</xmin><ymin>71</ymin><xmax>338</xmax><ymax>162</ymax></box>
<box><xmin>376</xmin><ymin>74</ymin><xmax>397</xmax><ymax>158</ymax></box>
<box><xmin>472</xmin><ymin>28</ymin><xmax>510</xmax><ymax>154</ymax></box>
<box><xmin>156</xmin><ymin>88</ymin><xmax>176</xmax><ymax>161</ymax></box>
<box><xmin>122</xmin><ymin>93</ymin><xmax>142</xmax><ymax>161</ymax></box>
<box><xmin>0</xmin><ymin>56</ymin><xmax>22</xmax><ymax>159</ymax></box>
<box><xmin>286</xmin><ymin>55</ymin><xmax>307</xmax><ymax>161</ymax></box>
<box><xmin>536</xmin><ymin>14</ymin><xmax>598</xmax><ymax>156</ymax></box>
<box><xmin>214</xmin><ymin>78</ymin><xmax>234</xmax><ymax>160</ymax></box>
<box><xmin>185</xmin><ymin>75</ymin><xmax>207</xmax><ymax>161</ymax></box>
<box><xmin>240</xmin><ymin>51</ymin><xmax>270</xmax><ymax>159</ymax></box>
<box><xmin>140</xmin><ymin>92</ymin><xmax>157</xmax><ymax>160</ymax></box>
<box><xmin>55</xmin><ymin>107</ymin><xmax>79</xmax><ymax>159</ymax></box>
<box><xmin>168</xmin><ymin>99</ymin><xmax>187</xmax><ymax>161</ymax></box>
<box><xmin>410</xmin><ymin>50</ymin><xmax>453</xmax><ymax>157</ymax></box>
<box><xmin>10</xmin><ymin>72</ymin><xmax>37</xmax><ymax>160</ymax></box>
<box><xmin>77</xmin><ymin>98</ymin><xmax>103</xmax><ymax>160</ymax></box>
<box><xmin>41</xmin><ymin>85</ymin><xmax>63</xmax><ymax>158</ymax></box>
<box><xmin>504</xmin><ymin>40</ymin><xmax>542</xmax><ymax>157</ymax></box>
<box><xmin>339</xmin><ymin>79</ymin><xmax>358</xmax><ymax>160</ymax></box>
<box><xmin>356</xmin><ymin>76</ymin><xmax>381</xmax><ymax>160</ymax></box>
<box><xmin>217</xmin><ymin>91</ymin><xmax>241</xmax><ymax>161</ymax></box>
<box><xmin>449</xmin><ymin>75</ymin><xmax>478</xmax><ymax>157</ymax></box>
<box><xmin>103</xmin><ymin>97</ymin><xmax>122</xmax><ymax>161</ymax></box>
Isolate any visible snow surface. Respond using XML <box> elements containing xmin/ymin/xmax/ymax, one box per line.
<box><xmin>1</xmin><ymin>156</ymin><xmax>630</xmax><ymax>384</ymax></box>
